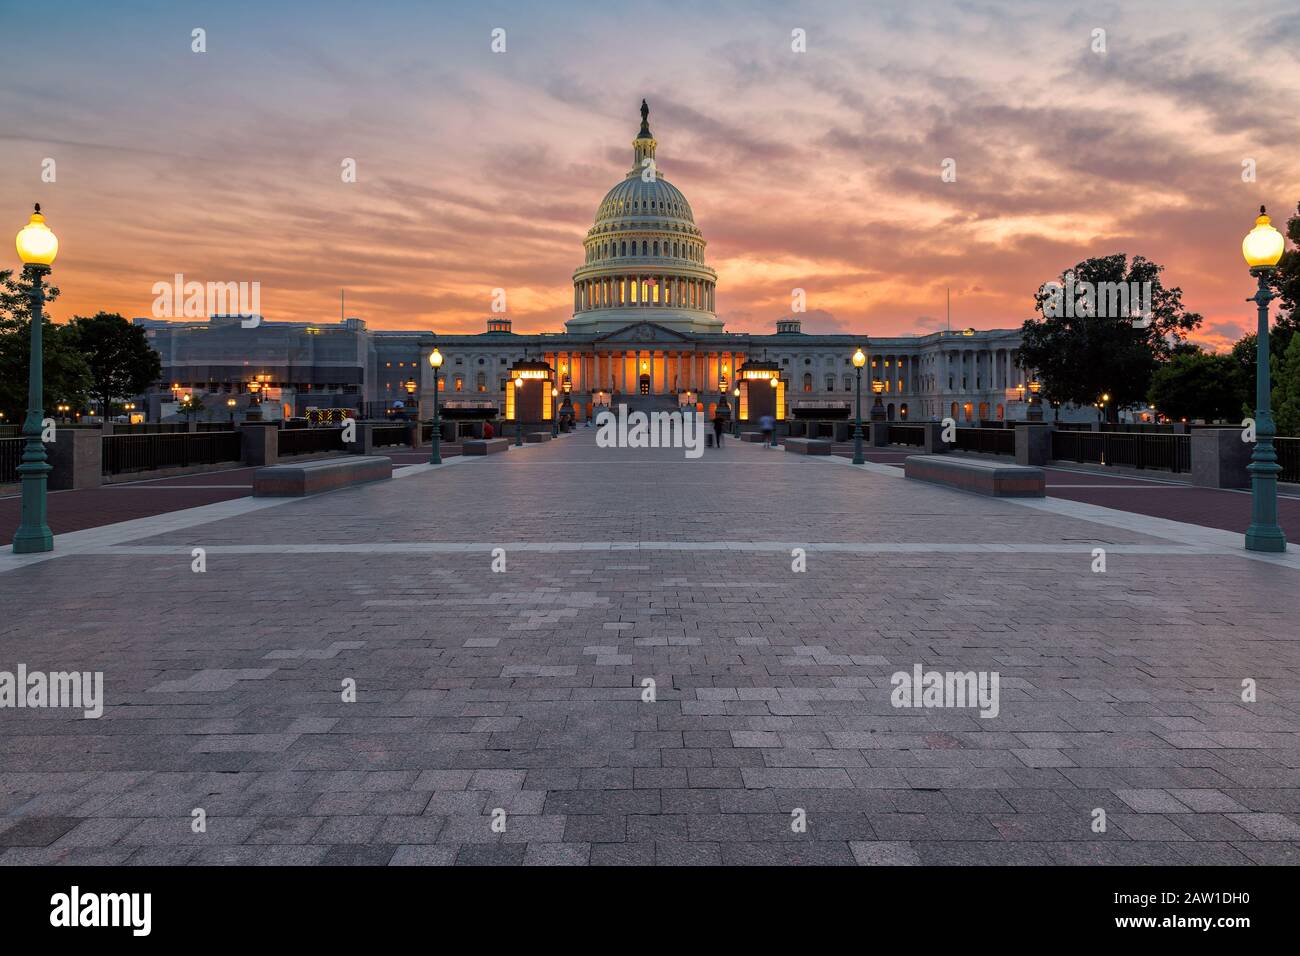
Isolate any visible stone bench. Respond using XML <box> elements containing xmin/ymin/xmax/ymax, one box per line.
<box><xmin>741</xmin><ymin>431</ymin><xmax>768</xmax><ymax>443</ymax></box>
<box><xmin>253</xmin><ymin>455</ymin><xmax>392</xmax><ymax>497</ymax></box>
<box><xmin>904</xmin><ymin>455</ymin><xmax>1045</xmax><ymax>497</ymax></box>
<box><xmin>525</xmin><ymin>431</ymin><xmax>552</xmax><ymax>443</ymax></box>
<box><xmin>783</xmin><ymin>437</ymin><xmax>832</xmax><ymax>455</ymax></box>
<box><xmin>463</xmin><ymin>438</ymin><xmax>510</xmax><ymax>455</ymax></box>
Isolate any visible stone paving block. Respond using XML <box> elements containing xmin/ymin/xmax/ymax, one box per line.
<box><xmin>4</xmin><ymin>429</ymin><xmax>1300</xmax><ymax>867</ymax></box>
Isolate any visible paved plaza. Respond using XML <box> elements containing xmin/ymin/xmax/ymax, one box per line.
<box><xmin>1</xmin><ymin>429</ymin><xmax>1299</xmax><ymax>866</ymax></box>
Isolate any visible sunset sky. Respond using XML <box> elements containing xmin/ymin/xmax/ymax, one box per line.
<box><xmin>2</xmin><ymin>0</ymin><xmax>1297</xmax><ymax>350</ymax></box>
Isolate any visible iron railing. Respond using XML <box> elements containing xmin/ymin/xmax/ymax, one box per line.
<box><xmin>887</xmin><ymin>424</ymin><xmax>925</xmax><ymax>446</ymax></box>
<box><xmin>110</xmin><ymin>423</ymin><xmax>190</xmax><ymax>434</ymax></box>
<box><xmin>277</xmin><ymin>427</ymin><xmax>345</xmax><ymax>457</ymax></box>
<box><xmin>1</xmin><ymin>437</ymin><xmax>25</xmax><ymax>483</ymax></box>
<box><xmin>954</xmin><ymin>427</ymin><xmax>1015</xmax><ymax>455</ymax></box>
<box><xmin>1052</xmin><ymin>430</ymin><xmax>1190</xmax><ymax>473</ymax></box>
<box><xmin>102</xmin><ymin>431</ymin><xmax>242</xmax><ymax>476</ymax></box>
<box><xmin>1277</xmin><ymin>437</ymin><xmax>1299</xmax><ymax>484</ymax></box>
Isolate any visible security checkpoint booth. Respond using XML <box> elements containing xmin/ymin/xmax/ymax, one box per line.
<box><xmin>735</xmin><ymin>358</ymin><xmax>786</xmax><ymax>435</ymax></box>
<box><xmin>505</xmin><ymin>359</ymin><xmax>556</xmax><ymax>442</ymax></box>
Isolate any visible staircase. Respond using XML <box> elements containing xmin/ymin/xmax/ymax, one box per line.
<box><xmin>615</xmin><ymin>394</ymin><xmax>682</xmax><ymax>415</ymax></box>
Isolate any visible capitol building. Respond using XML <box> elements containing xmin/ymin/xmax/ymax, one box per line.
<box><xmin>417</xmin><ymin>101</ymin><xmax>1035</xmax><ymax>426</ymax></box>
<box><xmin>139</xmin><ymin>102</ymin><xmax>1043</xmax><ymax>426</ymax></box>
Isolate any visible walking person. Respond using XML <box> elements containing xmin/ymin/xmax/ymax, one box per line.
<box><xmin>759</xmin><ymin>413</ymin><xmax>775</xmax><ymax>449</ymax></box>
<box><xmin>712</xmin><ymin>409</ymin><xmax>726</xmax><ymax>449</ymax></box>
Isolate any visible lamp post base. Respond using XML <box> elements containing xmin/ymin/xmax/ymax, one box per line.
<box><xmin>1245</xmin><ymin>526</ymin><xmax>1287</xmax><ymax>553</ymax></box>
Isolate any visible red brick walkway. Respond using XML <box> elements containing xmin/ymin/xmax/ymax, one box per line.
<box><xmin>828</xmin><ymin>446</ymin><xmax>1300</xmax><ymax>540</ymax></box>
<box><xmin>0</xmin><ymin>447</ymin><xmax>458</xmax><ymax>541</ymax></box>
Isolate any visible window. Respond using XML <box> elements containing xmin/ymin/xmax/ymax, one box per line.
<box><xmin>804</xmin><ymin>358</ymin><xmax>811</xmax><ymax>366</ymax></box>
<box><xmin>825</xmin><ymin>375</ymin><xmax>835</xmax><ymax>392</ymax></box>
<box><xmin>843</xmin><ymin>375</ymin><xmax>853</xmax><ymax>391</ymax></box>
<box><xmin>476</xmin><ymin>373</ymin><xmax>486</xmax><ymax>392</ymax></box>
<box><xmin>454</xmin><ymin>376</ymin><xmax>463</xmax><ymax>392</ymax></box>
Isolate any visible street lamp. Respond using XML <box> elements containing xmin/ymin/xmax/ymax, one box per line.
<box><xmin>732</xmin><ymin>386</ymin><xmax>741</xmax><ymax>437</ymax></box>
<box><xmin>851</xmin><ymin>347</ymin><xmax>866</xmax><ymax>465</ymax></box>
<box><xmin>1028</xmin><ymin>379</ymin><xmax>1043</xmax><ymax>422</ymax></box>
<box><xmin>428</xmin><ymin>347</ymin><xmax>443</xmax><ymax>464</ymax></box>
<box><xmin>514</xmin><ymin>376</ymin><xmax>524</xmax><ymax>446</ymax></box>
<box><xmin>870</xmin><ymin>378</ymin><xmax>886</xmax><ymax>422</ymax></box>
<box><xmin>246</xmin><ymin>379</ymin><xmax>262</xmax><ymax>421</ymax></box>
<box><xmin>551</xmin><ymin>386</ymin><xmax>559</xmax><ymax>437</ymax></box>
<box><xmin>1242</xmin><ymin>205</ymin><xmax>1287</xmax><ymax>552</ymax></box>
<box><xmin>12</xmin><ymin>204</ymin><xmax>58</xmax><ymax>553</ymax></box>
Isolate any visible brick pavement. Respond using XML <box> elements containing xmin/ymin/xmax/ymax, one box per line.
<box><xmin>0</xmin><ymin>429</ymin><xmax>1297</xmax><ymax>866</ymax></box>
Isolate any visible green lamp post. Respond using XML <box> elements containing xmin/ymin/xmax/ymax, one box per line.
<box><xmin>428</xmin><ymin>347</ymin><xmax>443</xmax><ymax>464</ymax></box>
<box><xmin>1242</xmin><ymin>206</ymin><xmax>1287</xmax><ymax>553</ymax></box>
<box><xmin>12</xmin><ymin>204</ymin><xmax>58</xmax><ymax>554</ymax></box>
<box><xmin>732</xmin><ymin>386</ymin><xmax>741</xmax><ymax>438</ymax></box>
<box><xmin>851</xmin><ymin>347</ymin><xmax>866</xmax><ymax>465</ymax></box>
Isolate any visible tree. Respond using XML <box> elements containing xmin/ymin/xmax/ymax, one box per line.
<box><xmin>1146</xmin><ymin>350</ymin><xmax>1247</xmax><ymax>423</ymax></box>
<box><xmin>1017</xmin><ymin>254</ymin><xmax>1203</xmax><ymax>422</ymax></box>
<box><xmin>1266</xmin><ymin>201</ymin><xmax>1300</xmax><ymax>327</ymax></box>
<box><xmin>0</xmin><ymin>269</ymin><xmax>92</xmax><ymax>421</ymax></box>
<box><xmin>1273</xmin><ymin>333</ymin><xmax>1300</xmax><ymax>438</ymax></box>
<box><xmin>66</xmin><ymin>312</ymin><xmax>161</xmax><ymax>420</ymax></box>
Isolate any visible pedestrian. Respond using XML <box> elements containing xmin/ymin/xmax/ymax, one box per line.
<box><xmin>759</xmin><ymin>413</ymin><xmax>774</xmax><ymax>448</ymax></box>
<box><xmin>712</xmin><ymin>410</ymin><xmax>726</xmax><ymax>448</ymax></box>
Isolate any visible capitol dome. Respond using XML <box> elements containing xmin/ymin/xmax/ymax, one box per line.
<box><xmin>567</xmin><ymin>100</ymin><xmax>722</xmax><ymax>336</ymax></box>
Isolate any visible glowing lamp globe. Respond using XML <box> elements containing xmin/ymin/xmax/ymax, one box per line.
<box><xmin>16</xmin><ymin>204</ymin><xmax>58</xmax><ymax>266</ymax></box>
<box><xmin>1243</xmin><ymin>206</ymin><xmax>1285</xmax><ymax>269</ymax></box>
<box><xmin>769</xmin><ymin>377</ymin><xmax>777</xmax><ymax>388</ymax></box>
<box><xmin>852</xmin><ymin>348</ymin><xmax>866</xmax><ymax>369</ymax></box>
<box><xmin>429</xmin><ymin>348</ymin><xmax>444</xmax><ymax>369</ymax></box>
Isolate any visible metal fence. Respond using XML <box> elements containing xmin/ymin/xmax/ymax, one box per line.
<box><xmin>1277</xmin><ymin>438</ymin><xmax>1299</xmax><ymax>485</ymax></box>
<box><xmin>1052</xmin><ymin>430</ymin><xmax>1190</xmax><ymax>473</ymax></box>
<box><xmin>887</xmin><ymin>424</ymin><xmax>925</xmax><ymax>446</ymax></box>
<box><xmin>110</xmin><ymin>423</ymin><xmax>190</xmax><ymax>434</ymax></box>
<box><xmin>278</xmin><ymin>427</ymin><xmax>345</xmax><ymax>457</ymax></box>
<box><xmin>102</xmin><ymin>431</ymin><xmax>242</xmax><ymax>476</ymax></box>
<box><xmin>954</xmin><ymin>427</ymin><xmax>1015</xmax><ymax>455</ymax></box>
<box><xmin>1</xmin><ymin>437</ymin><xmax>25</xmax><ymax>483</ymax></box>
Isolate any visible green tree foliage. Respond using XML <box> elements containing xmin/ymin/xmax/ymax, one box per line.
<box><xmin>1273</xmin><ymin>333</ymin><xmax>1300</xmax><ymax>438</ymax></box>
<box><xmin>1146</xmin><ymin>350</ymin><xmax>1247</xmax><ymax>423</ymax></box>
<box><xmin>66</xmin><ymin>312</ymin><xmax>162</xmax><ymax>419</ymax></box>
<box><xmin>1017</xmin><ymin>254</ymin><xmax>1202</xmax><ymax>422</ymax></box>
<box><xmin>0</xmin><ymin>269</ymin><xmax>92</xmax><ymax>422</ymax></box>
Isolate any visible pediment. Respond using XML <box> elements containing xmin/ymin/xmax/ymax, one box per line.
<box><xmin>592</xmin><ymin>321</ymin><xmax>696</xmax><ymax>344</ymax></box>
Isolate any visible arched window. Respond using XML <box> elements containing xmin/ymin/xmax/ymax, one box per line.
<box><xmin>621</xmin><ymin>241</ymin><xmax>626</xmax><ymax>256</ymax></box>
<box><xmin>641</xmin><ymin>241</ymin><xmax>648</xmax><ymax>255</ymax></box>
<box><xmin>476</xmin><ymin>373</ymin><xmax>486</xmax><ymax>392</ymax></box>
<box><xmin>653</xmin><ymin>241</ymin><xmax>659</xmax><ymax>256</ymax></box>
<box><xmin>802</xmin><ymin>373</ymin><xmax>813</xmax><ymax>393</ymax></box>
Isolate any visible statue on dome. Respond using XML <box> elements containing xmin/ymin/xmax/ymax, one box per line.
<box><xmin>639</xmin><ymin>99</ymin><xmax>651</xmax><ymax>137</ymax></box>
